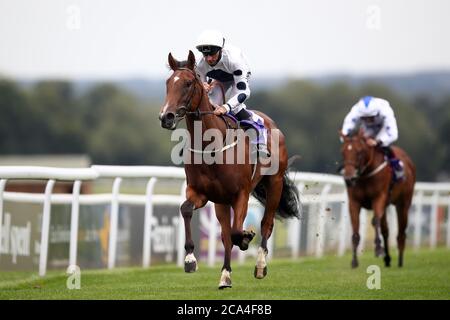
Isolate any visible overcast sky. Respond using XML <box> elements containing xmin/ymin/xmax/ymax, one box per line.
<box><xmin>1</xmin><ymin>0</ymin><xmax>449</xmax><ymax>79</ymax></box>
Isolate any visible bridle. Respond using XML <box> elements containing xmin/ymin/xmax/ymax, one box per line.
<box><xmin>173</xmin><ymin>68</ymin><xmax>216</xmax><ymax>121</ymax></box>
<box><xmin>168</xmin><ymin>67</ymin><xmax>256</xmax><ymax>180</ymax></box>
<box><xmin>343</xmin><ymin>137</ymin><xmax>377</xmax><ymax>179</ymax></box>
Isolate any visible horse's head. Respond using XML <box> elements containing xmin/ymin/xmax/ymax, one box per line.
<box><xmin>159</xmin><ymin>50</ymin><xmax>202</xmax><ymax>130</ymax></box>
<box><xmin>339</xmin><ymin>128</ymin><xmax>373</xmax><ymax>186</ymax></box>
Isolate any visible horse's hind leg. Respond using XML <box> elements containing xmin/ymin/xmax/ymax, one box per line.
<box><xmin>372</xmin><ymin>215</ymin><xmax>385</xmax><ymax>258</ymax></box>
<box><xmin>181</xmin><ymin>188</ymin><xmax>207</xmax><ymax>273</ymax></box>
<box><xmin>372</xmin><ymin>197</ymin><xmax>389</xmax><ymax>258</ymax></box>
<box><xmin>395</xmin><ymin>201</ymin><xmax>410</xmax><ymax>267</ymax></box>
<box><xmin>380</xmin><ymin>213</ymin><xmax>391</xmax><ymax>267</ymax></box>
<box><xmin>255</xmin><ymin>176</ymin><xmax>283</xmax><ymax>279</ymax></box>
<box><xmin>215</xmin><ymin>204</ymin><xmax>233</xmax><ymax>289</ymax></box>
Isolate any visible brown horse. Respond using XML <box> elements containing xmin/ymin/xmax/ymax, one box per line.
<box><xmin>340</xmin><ymin>129</ymin><xmax>416</xmax><ymax>268</ymax></box>
<box><xmin>159</xmin><ymin>51</ymin><xmax>300</xmax><ymax>289</ymax></box>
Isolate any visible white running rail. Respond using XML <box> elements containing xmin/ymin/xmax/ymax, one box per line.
<box><xmin>0</xmin><ymin>165</ymin><xmax>449</xmax><ymax>276</ymax></box>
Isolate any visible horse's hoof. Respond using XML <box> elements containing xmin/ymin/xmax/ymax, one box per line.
<box><xmin>351</xmin><ymin>260</ymin><xmax>359</xmax><ymax>269</ymax></box>
<box><xmin>184</xmin><ymin>261</ymin><xmax>198</xmax><ymax>273</ymax></box>
<box><xmin>245</xmin><ymin>230</ymin><xmax>256</xmax><ymax>239</ymax></box>
<box><xmin>218</xmin><ymin>270</ymin><xmax>232</xmax><ymax>289</ymax></box>
<box><xmin>384</xmin><ymin>256</ymin><xmax>391</xmax><ymax>267</ymax></box>
<box><xmin>239</xmin><ymin>230</ymin><xmax>255</xmax><ymax>251</ymax></box>
<box><xmin>240</xmin><ymin>238</ymin><xmax>250</xmax><ymax>251</ymax></box>
<box><xmin>254</xmin><ymin>266</ymin><xmax>267</xmax><ymax>279</ymax></box>
<box><xmin>184</xmin><ymin>253</ymin><xmax>198</xmax><ymax>273</ymax></box>
<box><xmin>218</xmin><ymin>282</ymin><xmax>232</xmax><ymax>290</ymax></box>
<box><xmin>375</xmin><ymin>247</ymin><xmax>384</xmax><ymax>258</ymax></box>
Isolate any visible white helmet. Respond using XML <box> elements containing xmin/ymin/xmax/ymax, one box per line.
<box><xmin>356</xmin><ymin>96</ymin><xmax>379</xmax><ymax>117</ymax></box>
<box><xmin>196</xmin><ymin>29</ymin><xmax>225</xmax><ymax>55</ymax></box>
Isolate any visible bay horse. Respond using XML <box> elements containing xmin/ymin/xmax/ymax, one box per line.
<box><xmin>340</xmin><ymin>129</ymin><xmax>416</xmax><ymax>268</ymax></box>
<box><xmin>159</xmin><ymin>51</ymin><xmax>300</xmax><ymax>288</ymax></box>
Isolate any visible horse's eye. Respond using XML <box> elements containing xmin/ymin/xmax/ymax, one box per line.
<box><xmin>185</xmin><ymin>80</ymin><xmax>192</xmax><ymax>87</ymax></box>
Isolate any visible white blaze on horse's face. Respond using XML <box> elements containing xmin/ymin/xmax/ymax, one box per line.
<box><xmin>161</xmin><ymin>102</ymin><xmax>169</xmax><ymax>115</ymax></box>
<box><xmin>348</xmin><ymin>144</ymin><xmax>353</xmax><ymax>151</ymax></box>
<box><xmin>173</xmin><ymin>76</ymin><xmax>180</xmax><ymax>83</ymax></box>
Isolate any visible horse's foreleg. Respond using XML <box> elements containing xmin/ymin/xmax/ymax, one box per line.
<box><xmin>215</xmin><ymin>204</ymin><xmax>233</xmax><ymax>289</ymax></box>
<box><xmin>349</xmin><ymin>200</ymin><xmax>361</xmax><ymax>268</ymax></box>
<box><xmin>180</xmin><ymin>200</ymin><xmax>197</xmax><ymax>272</ymax></box>
<box><xmin>231</xmin><ymin>190</ymin><xmax>254</xmax><ymax>251</ymax></box>
<box><xmin>180</xmin><ymin>188</ymin><xmax>207</xmax><ymax>273</ymax></box>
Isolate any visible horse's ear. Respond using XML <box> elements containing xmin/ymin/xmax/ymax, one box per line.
<box><xmin>187</xmin><ymin>50</ymin><xmax>196</xmax><ymax>70</ymax></box>
<box><xmin>168</xmin><ymin>52</ymin><xmax>178</xmax><ymax>71</ymax></box>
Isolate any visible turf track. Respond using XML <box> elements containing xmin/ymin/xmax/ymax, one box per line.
<box><xmin>0</xmin><ymin>248</ymin><xmax>448</xmax><ymax>300</ymax></box>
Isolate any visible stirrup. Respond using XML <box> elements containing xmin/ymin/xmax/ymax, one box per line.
<box><xmin>257</xmin><ymin>144</ymin><xmax>271</xmax><ymax>158</ymax></box>
<box><xmin>395</xmin><ymin>169</ymin><xmax>405</xmax><ymax>181</ymax></box>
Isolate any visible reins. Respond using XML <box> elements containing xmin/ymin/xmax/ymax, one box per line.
<box><xmin>174</xmin><ymin>68</ymin><xmax>239</xmax><ymax>153</ymax></box>
<box><xmin>344</xmin><ymin>138</ymin><xmax>387</xmax><ymax>179</ymax></box>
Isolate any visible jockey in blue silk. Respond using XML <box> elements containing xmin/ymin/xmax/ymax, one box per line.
<box><xmin>194</xmin><ymin>29</ymin><xmax>270</xmax><ymax>158</ymax></box>
<box><xmin>341</xmin><ymin>96</ymin><xmax>405</xmax><ymax>180</ymax></box>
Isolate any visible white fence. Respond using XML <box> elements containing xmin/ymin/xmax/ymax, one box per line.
<box><xmin>0</xmin><ymin>165</ymin><xmax>449</xmax><ymax>276</ymax></box>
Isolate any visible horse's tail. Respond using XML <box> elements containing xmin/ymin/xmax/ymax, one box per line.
<box><xmin>251</xmin><ymin>156</ymin><xmax>302</xmax><ymax>219</ymax></box>
<box><xmin>277</xmin><ymin>168</ymin><xmax>302</xmax><ymax>219</ymax></box>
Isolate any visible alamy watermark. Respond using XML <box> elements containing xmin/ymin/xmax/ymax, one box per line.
<box><xmin>170</xmin><ymin>121</ymin><xmax>280</xmax><ymax>176</ymax></box>
<box><xmin>366</xmin><ymin>5</ymin><xmax>382</xmax><ymax>31</ymax></box>
<box><xmin>66</xmin><ymin>264</ymin><xmax>81</xmax><ymax>290</ymax></box>
<box><xmin>366</xmin><ymin>265</ymin><xmax>381</xmax><ymax>290</ymax></box>
<box><xmin>66</xmin><ymin>5</ymin><xmax>81</xmax><ymax>30</ymax></box>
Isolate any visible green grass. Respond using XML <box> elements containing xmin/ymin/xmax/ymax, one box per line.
<box><xmin>0</xmin><ymin>248</ymin><xmax>449</xmax><ymax>300</ymax></box>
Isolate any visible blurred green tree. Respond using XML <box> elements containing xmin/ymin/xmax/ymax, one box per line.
<box><xmin>0</xmin><ymin>77</ymin><xmax>447</xmax><ymax>180</ymax></box>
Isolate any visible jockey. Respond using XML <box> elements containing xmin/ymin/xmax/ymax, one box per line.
<box><xmin>341</xmin><ymin>96</ymin><xmax>405</xmax><ymax>180</ymax></box>
<box><xmin>194</xmin><ymin>29</ymin><xmax>270</xmax><ymax>158</ymax></box>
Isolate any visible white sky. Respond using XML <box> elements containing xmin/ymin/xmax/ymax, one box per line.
<box><xmin>1</xmin><ymin>0</ymin><xmax>449</xmax><ymax>79</ymax></box>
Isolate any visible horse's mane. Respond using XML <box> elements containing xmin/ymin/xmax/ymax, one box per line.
<box><xmin>346</xmin><ymin>125</ymin><xmax>363</xmax><ymax>138</ymax></box>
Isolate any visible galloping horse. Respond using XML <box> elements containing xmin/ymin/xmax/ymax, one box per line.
<box><xmin>340</xmin><ymin>129</ymin><xmax>416</xmax><ymax>268</ymax></box>
<box><xmin>159</xmin><ymin>51</ymin><xmax>300</xmax><ymax>288</ymax></box>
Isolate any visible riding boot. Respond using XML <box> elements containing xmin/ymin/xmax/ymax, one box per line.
<box><xmin>390</xmin><ymin>158</ymin><xmax>405</xmax><ymax>181</ymax></box>
<box><xmin>382</xmin><ymin>146</ymin><xmax>405</xmax><ymax>181</ymax></box>
<box><xmin>235</xmin><ymin>109</ymin><xmax>271</xmax><ymax>159</ymax></box>
<box><xmin>256</xmin><ymin>128</ymin><xmax>270</xmax><ymax>159</ymax></box>
<box><xmin>234</xmin><ymin>108</ymin><xmax>252</xmax><ymax>121</ymax></box>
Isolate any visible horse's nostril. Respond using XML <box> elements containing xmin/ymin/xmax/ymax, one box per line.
<box><xmin>160</xmin><ymin>112</ymin><xmax>176</xmax><ymax>129</ymax></box>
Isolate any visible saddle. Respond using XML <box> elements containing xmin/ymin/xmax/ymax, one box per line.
<box><xmin>221</xmin><ymin>111</ymin><xmax>267</xmax><ymax>147</ymax></box>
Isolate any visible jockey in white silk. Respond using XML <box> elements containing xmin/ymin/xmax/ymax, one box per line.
<box><xmin>341</xmin><ymin>96</ymin><xmax>405</xmax><ymax>181</ymax></box>
<box><xmin>194</xmin><ymin>29</ymin><xmax>270</xmax><ymax>159</ymax></box>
